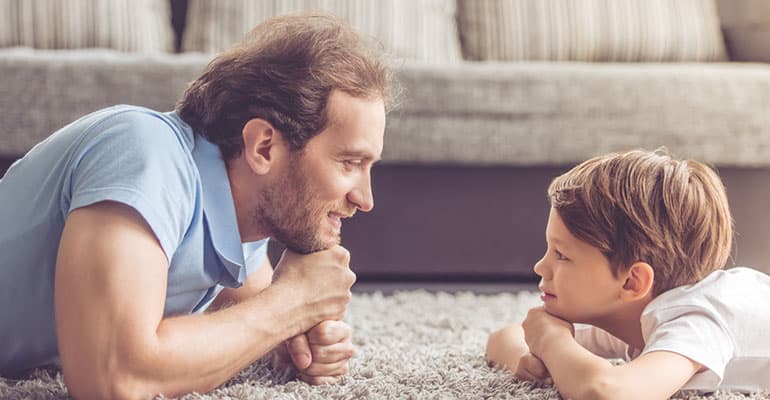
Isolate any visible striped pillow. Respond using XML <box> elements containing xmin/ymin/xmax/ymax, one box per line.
<box><xmin>458</xmin><ymin>0</ymin><xmax>728</xmax><ymax>62</ymax></box>
<box><xmin>0</xmin><ymin>0</ymin><xmax>173</xmax><ymax>52</ymax></box>
<box><xmin>182</xmin><ymin>0</ymin><xmax>461</xmax><ymax>64</ymax></box>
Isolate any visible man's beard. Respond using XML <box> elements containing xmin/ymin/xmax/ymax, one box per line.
<box><xmin>254</xmin><ymin>159</ymin><xmax>351</xmax><ymax>254</ymax></box>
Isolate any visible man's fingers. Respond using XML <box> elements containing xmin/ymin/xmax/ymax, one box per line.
<box><xmin>310</xmin><ymin>341</ymin><xmax>355</xmax><ymax>364</ymax></box>
<box><xmin>307</xmin><ymin>320</ymin><xmax>352</xmax><ymax>345</ymax></box>
<box><xmin>287</xmin><ymin>334</ymin><xmax>312</xmax><ymax>370</ymax></box>
<box><xmin>301</xmin><ymin>358</ymin><xmax>350</xmax><ymax>377</ymax></box>
<box><xmin>297</xmin><ymin>373</ymin><xmax>343</xmax><ymax>386</ymax></box>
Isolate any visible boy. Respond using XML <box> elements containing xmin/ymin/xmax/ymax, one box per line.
<box><xmin>486</xmin><ymin>149</ymin><xmax>770</xmax><ymax>399</ymax></box>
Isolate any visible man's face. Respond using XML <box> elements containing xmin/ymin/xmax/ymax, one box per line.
<box><xmin>256</xmin><ymin>91</ymin><xmax>386</xmax><ymax>253</ymax></box>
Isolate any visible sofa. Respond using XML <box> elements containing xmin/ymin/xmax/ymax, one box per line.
<box><xmin>2</xmin><ymin>0</ymin><xmax>770</xmax><ymax>281</ymax></box>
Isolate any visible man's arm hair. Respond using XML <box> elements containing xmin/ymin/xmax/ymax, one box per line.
<box><xmin>209</xmin><ymin>257</ymin><xmax>273</xmax><ymax>311</ymax></box>
<box><xmin>54</xmin><ymin>201</ymin><xmax>306</xmax><ymax>399</ymax></box>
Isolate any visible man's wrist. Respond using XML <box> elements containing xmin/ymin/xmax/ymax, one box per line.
<box><xmin>257</xmin><ymin>283</ymin><xmax>314</xmax><ymax>337</ymax></box>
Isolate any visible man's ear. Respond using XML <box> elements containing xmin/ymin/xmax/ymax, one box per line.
<box><xmin>241</xmin><ymin>118</ymin><xmax>281</xmax><ymax>175</ymax></box>
<box><xmin>621</xmin><ymin>262</ymin><xmax>654</xmax><ymax>301</ymax></box>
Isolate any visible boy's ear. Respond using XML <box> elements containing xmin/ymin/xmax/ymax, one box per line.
<box><xmin>241</xmin><ymin>118</ymin><xmax>281</xmax><ymax>175</ymax></box>
<box><xmin>621</xmin><ymin>262</ymin><xmax>654</xmax><ymax>301</ymax></box>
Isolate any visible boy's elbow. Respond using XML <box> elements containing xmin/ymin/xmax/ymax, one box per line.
<box><xmin>566</xmin><ymin>373</ymin><xmax>635</xmax><ymax>400</ymax></box>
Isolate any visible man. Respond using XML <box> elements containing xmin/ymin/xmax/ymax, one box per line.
<box><xmin>0</xmin><ymin>13</ymin><xmax>394</xmax><ymax>399</ymax></box>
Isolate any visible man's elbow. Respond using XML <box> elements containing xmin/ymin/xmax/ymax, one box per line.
<box><xmin>64</xmin><ymin>369</ymin><xmax>150</xmax><ymax>400</ymax></box>
<box><xmin>61</xmin><ymin>346</ymin><xmax>159</xmax><ymax>400</ymax></box>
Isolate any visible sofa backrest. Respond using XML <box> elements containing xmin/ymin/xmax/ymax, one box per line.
<box><xmin>3</xmin><ymin>0</ymin><xmax>768</xmax><ymax>63</ymax></box>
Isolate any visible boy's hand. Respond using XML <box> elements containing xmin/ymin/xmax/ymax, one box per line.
<box><xmin>287</xmin><ymin>320</ymin><xmax>355</xmax><ymax>385</ymax></box>
<box><xmin>522</xmin><ymin>307</ymin><xmax>574</xmax><ymax>356</ymax></box>
<box><xmin>515</xmin><ymin>352</ymin><xmax>553</xmax><ymax>385</ymax></box>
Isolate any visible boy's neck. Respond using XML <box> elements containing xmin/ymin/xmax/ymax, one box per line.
<box><xmin>591</xmin><ymin>297</ymin><xmax>652</xmax><ymax>351</ymax></box>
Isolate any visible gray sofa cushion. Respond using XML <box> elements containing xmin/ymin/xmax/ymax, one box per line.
<box><xmin>0</xmin><ymin>48</ymin><xmax>204</xmax><ymax>156</ymax></box>
<box><xmin>388</xmin><ymin>61</ymin><xmax>770</xmax><ymax>167</ymax></box>
<box><xmin>3</xmin><ymin>48</ymin><xmax>770</xmax><ymax>167</ymax></box>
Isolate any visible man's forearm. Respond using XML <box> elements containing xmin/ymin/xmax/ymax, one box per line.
<box><xmin>115</xmin><ymin>283</ymin><xmax>310</xmax><ymax>399</ymax></box>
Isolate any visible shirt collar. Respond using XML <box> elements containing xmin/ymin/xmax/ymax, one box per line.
<box><xmin>189</xmin><ymin>130</ymin><xmax>249</xmax><ymax>285</ymax></box>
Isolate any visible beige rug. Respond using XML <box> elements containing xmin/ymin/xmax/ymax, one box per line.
<box><xmin>1</xmin><ymin>290</ymin><xmax>767</xmax><ymax>399</ymax></box>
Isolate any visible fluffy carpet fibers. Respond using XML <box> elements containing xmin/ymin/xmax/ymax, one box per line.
<box><xmin>1</xmin><ymin>290</ymin><xmax>768</xmax><ymax>399</ymax></box>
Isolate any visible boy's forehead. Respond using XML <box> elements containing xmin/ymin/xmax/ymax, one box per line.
<box><xmin>545</xmin><ymin>209</ymin><xmax>574</xmax><ymax>246</ymax></box>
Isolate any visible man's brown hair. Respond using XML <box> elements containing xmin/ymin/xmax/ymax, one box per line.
<box><xmin>177</xmin><ymin>12</ymin><xmax>395</xmax><ymax>161</ymax></box>
<box><xmin>548</xmin><ymin>149</ymin><xmax>733</xmax><ymax>296</ymax></box>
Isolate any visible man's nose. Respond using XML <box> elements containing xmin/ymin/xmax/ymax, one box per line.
<box><xmin>348</xmin><ymin>175</ymin><xmax>374</xmax><ymax>212</ymax></box>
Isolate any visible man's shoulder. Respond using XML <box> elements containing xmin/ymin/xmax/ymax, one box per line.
<box><xmin>81</xmin><ymin>105</ymin><xmax>194</xmax><ymax>151</ymax></box>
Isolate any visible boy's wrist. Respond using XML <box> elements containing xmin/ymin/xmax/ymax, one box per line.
<box><xmin>534</xmin><ymin>328</ymin><xmax>574</xmax><ymax>358</ymax></box>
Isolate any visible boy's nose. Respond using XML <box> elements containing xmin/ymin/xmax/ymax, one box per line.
<box><xmin>533</xmin><ymin>256</ymin><xmax>548</xmax><ymax>278</ymax></box>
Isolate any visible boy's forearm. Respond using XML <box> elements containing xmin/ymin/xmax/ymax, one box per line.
<box><xmin>537</xmin><ymin>334</ymin><xmax>614</xmax><ymax>400</ymax></box>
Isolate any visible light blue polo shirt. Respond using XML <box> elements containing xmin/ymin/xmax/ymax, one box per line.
<box><xmin>0</xmin><ymin>105</ymin><xmax>268</xmax><ymax>374</ymax></box>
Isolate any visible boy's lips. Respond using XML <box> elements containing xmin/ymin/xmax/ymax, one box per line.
<box><xmin>538</xmin><ymin>286</ymin><xmax>556</xmax><ymax>301</ymax></box>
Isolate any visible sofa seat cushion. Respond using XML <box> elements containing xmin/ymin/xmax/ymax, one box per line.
<box><xmin>386</xmin><ymin>61</ymin><xmax>770</xmax><ymax>167</ymax></box>
<box><xmin>0</xmin><ymin>48</ymin><xmax>207</xmax><ymax>156</ymax></box>
<box><xmin>2</xmin><ymin>48</ymin><xmax>770</xmax><ymax>168</ymax></box>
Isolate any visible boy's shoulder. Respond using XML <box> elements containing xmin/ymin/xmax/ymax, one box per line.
<box><xmin>642</xmin><ymin>267</ymin><xmax>770</xmax><ymax>322</ymax></box>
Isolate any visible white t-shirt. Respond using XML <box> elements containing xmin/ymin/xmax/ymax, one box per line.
<box><xmin>575</xmin><ymin>267</ymin><xmax>770</xmax><ymax>392</ymax></box>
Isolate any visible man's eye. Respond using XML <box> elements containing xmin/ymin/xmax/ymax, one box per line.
<box><xmin>343</xmin><ymin>160</ymin><xmax>363</xmax><ymax>168</ymax></box>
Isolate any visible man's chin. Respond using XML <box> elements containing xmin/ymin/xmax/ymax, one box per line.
<box><xmin>282</xmin><ymin>236</ymin><xmax>340</xmax><ymax>254</ymax></box>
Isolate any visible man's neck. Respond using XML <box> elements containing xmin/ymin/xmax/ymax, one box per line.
<box><xmin>226</xmin><ymin>157</ymin><xmax>270</xmax><ymax>243</ymax></box>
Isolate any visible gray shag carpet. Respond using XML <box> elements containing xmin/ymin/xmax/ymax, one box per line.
<box><xmin>1</xmin><ymin>290</ymin><xmax>768</xmax><ymax>399</ymax></box>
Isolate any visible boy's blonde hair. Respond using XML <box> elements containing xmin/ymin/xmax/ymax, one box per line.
<box><xmin>548</xmin><ymin>149</ymin><xmax>733</xmax><ymax>297</ymax></box>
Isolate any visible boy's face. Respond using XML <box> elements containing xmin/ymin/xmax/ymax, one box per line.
<box><xmin>534</xmin><ymin>207</ymin><xmax>627</xmax><ymax>324</ymax></box>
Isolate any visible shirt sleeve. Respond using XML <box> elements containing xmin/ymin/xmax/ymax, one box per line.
<box><xmin>67</xmin><ymin>109</ymin><xmax>197</xmax><ymax>260</ymax></box>
<box><xmin>574</xmin><ymin>324</ymin><xmax>630</xmax><ymax>359</ymax></box>
<box><xmin>641</xmin><ymin>309</ymin><xmax>734</xmax><ymax>390</ymax></box>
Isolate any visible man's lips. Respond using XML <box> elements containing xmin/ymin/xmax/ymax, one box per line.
<box><xmin>327</xmin><ymin>212</ymin><xmax>353</xmax><ymax>230</ymax></box>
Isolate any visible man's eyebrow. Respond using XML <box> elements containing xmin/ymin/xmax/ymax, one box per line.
<box><xmin>339</xmin><ymin>150</ymin><xmax>381</xmax><ymax>162</ymax></box>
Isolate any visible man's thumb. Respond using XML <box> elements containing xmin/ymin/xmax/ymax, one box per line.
<box><xmin>287</xmin><ymin>334</ymin><xmax>312</xmax><ymax>370</ymax></box>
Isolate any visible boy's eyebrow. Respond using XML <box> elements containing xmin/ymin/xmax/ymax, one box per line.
<box><xmin>547</xmin><ymin>236</ymin><xmax>569</xmax><ymax>248</ymax></box>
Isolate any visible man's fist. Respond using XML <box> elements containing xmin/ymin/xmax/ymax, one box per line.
<box><xmin>286</xmin><ymin>320</ymin><xmax>355</xmax><ymax>385</ymax></box>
